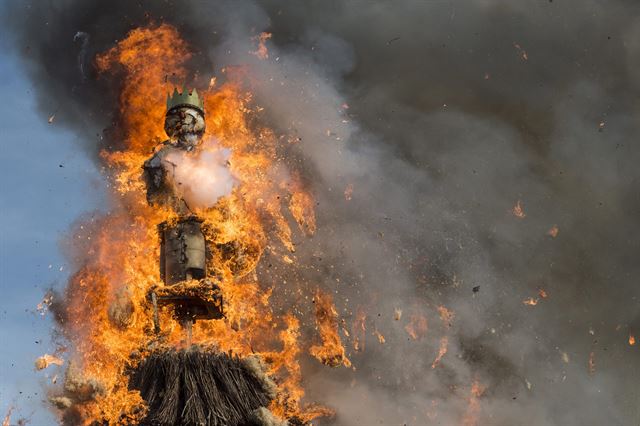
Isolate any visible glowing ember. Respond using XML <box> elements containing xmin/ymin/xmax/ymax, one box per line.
<box><xmin>431</xmin><ymin>336</ymin><xmax>449</xmax><ymax>369</ymax></box>
<box><xmin>344</xmin><ymin>183</ymin><xmax>354</xmax><ymax>201</ymax></box>
<box><xmin>405</xmin><ymin>313</ymin><xmax>428</xmax><ymax>340</ymax></box>
<box><xmin>514</xmin><ymin>43</ymin><xmax>529</xmax><ymax>61</ymax></box>
<box><xmin>538</xmin><ymin>288</ymin><xmax>548</xmax><ymax>298</ymax></box>
<box><xmin>511</xmin><ymin>200</ymin><xmax>526</xmax><ymax>218</ymax></box>
<box><xmin>251</xmin><ymin>32</ymin><xmax>272</xmax><ymax>59</ymax></box>
<box><xmin>547</xmin><ymin>225</ymin><xmax>559</xmax><ymax>238</ymax></box>
<box><xmin>588</xmin><ymin>351</ymin><xmax>596</xmax><ymax>375</ymax></box>
<box><xmin>523</xmin><ymin>297</ymin><xmax>539</xmax><ymax>306</ymax></box>
<box><xmin>437</xmin><ymin>305</ymin><xmax>455</xmax><ymax>325</ymax></box>
<box><xmin>461</xmin><ymin>380</ymin><xmax>485</xmax><ymax>426</ymax></box>
<box><xmin>352</xmin><ymin>307</ymin><xmax>367</xmax><ymax>352</ymax></box>
<box><xmin>394</xmin><ymin>308</ymin><xmax>402</xmax><ymax>321</ymax></box>
<box><xmin>629</xmin><ymin>334</ymin><xmax>636</xmax><ymax>346</ymax></box>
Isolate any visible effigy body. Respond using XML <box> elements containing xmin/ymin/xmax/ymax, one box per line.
<box><xmin>143</xmin><ymin>89</ymin><xmax>222</xmax><ymax>326</ymax></box>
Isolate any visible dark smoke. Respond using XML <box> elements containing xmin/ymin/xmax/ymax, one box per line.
<box><xmin>3</xmin><ymin>1</ymin><xmax>640</xmax><ymax>425</ymax></box>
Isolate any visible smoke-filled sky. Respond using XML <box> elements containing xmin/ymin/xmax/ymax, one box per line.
<box><xmin>2</xmin><ymin>1</ymin><xmax>640</xmax><ymax>425</ymax></box>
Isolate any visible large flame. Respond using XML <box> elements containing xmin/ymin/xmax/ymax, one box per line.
<box><xmin>52</xmin><ymin>24</ymin><xmax>324</xmax><ymax>424</ymax></box>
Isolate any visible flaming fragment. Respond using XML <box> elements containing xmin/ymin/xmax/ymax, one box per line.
<box><xmin>405</xmin><ymin>313</ymin><xmax>428</xmax><ymax>340</ymax></box>
<box><xmin>514</xmin><ymin>43</ymin><xmax>529</xmax><ymax>61</ymax></box>
<box><xmin>309</xmin><ymin>291</ymin><xmax>351</xmax><ymax>368</ymax></box>
<box><xmin>2</xmin><ymin>407</ymin><xmax>12</xmax><ymax>426</ymax></box>
<box><xmin>289</xmin><ymin>187</ymin><xmax>317</xmax><ymax>236</ymax></box>
<box><xmin>461</xmin><ymin>380</ymin><xmax>485</xmax><ymax>426</ymax></box>
<box><xmin>394</xmin><ymin>308</ymin><xmax>402</xmax><ymax>321</ymax></box>
<box><xmin>251</xmin><ymin>32</ymin><xmax>272</xmax><ymax>59</ymax></box>
<box><xmin>352</xmin><ymin>307</ymin><xmax>366</xmax><ymax>352</ymax></box>
<box><xmin>523</xmin><ymin>297</ymin><xmax>538</xmax><ymax>306</ymax></box>
<box><xmin>344</xmin><ymin>183</ymin><xmax>354</xmax><ymax>201</ymax></box>
<box><xmin>437</xmin><ymin>305</ymin><xmax>454</xmax><ymax>325</ymax></box>
<box><xmin>511</xmin><ymin>200</ymin><xmax>526</xmax><ymax>218</ymax></box>
<box><xmin>431</xmin><ymin>336</ymin><xmax>449</xmax><ymax>369</ymax></box>
<box><xmin>36</xmin><ymin>292</ymin><xmax>53</xmax><ymax>316</ymax></box>
<box><xmin>629</xmin><ymin>334</ymin><xmax>636</xmax><ymax>346</ymax></box>
<box><xmin>35</xmin><ymin>354</ymin><xmax>64</xmax><ymax>370</ymax></box>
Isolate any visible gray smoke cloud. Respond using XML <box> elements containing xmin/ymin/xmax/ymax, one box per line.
<box><xmin>3</xmin><ymin>0</ymin><xmax>640</xmax><ymax>425</ymax></box>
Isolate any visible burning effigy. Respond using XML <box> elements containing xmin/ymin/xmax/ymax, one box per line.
<box><xmin>42</xmin><ymin>25</ymin><xmax>337</xmax><ymax>426</ymax></box>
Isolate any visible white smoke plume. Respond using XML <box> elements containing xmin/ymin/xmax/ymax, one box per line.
<box><xmin>164</xmin><ymin>140</ymin><xmax>235</xmax><ymax>210</ymax></box>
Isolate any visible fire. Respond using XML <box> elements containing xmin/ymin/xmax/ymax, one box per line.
<box><xmin>35</xmin><ymin>354</ymin><xmax>64</xmax><ymax>370</ymax></box>
<box><xmin>344</xmin><ymin>183</ymin><xmax>354</xmax><ymax>201</ymax></box>
<box><xmin>511</xmin><ymin>200</ymin><xmax>526</xmax><ymax>218</ymax></box>
<box><xmin>2</xmin><ymin>407</ymin><xmax>12</xmax><ymax>426</ymax></box>
<box><xmin>251</xmin><ymin>32</ymin><xmax>272</xmax><ymax>59</ymax></box>
<box><xmin>461</xmin><ymin>380</ymin><xmax>485</xmax><ymax>426</ymax></box>
<box><xmin>352</xmin><ymin>307</ymin><xmax>366</xmax><ymax>352</ymax></box>
<box><xmin>431</xmin><ymin>336</ymin><xmax>449</xmax><ymax>369</ymax></box>
<box><xmin>405</xmin><ymin>313</ymin><xmax>428</xmax><ymax>340</ymax></box>
<box><xmin>437</xmin><ymin>305</ymin><xmax>454</xmax><ymax>325</ymax></box>
<box><xmin>45</xmin><ymin>24</ymin><xmax>325</xmax><ymax>424</ymax></box>
<box><xmin>629</xmin><ymin>334</ymin><xmax>636</xmax><ymax>346</ymax></box>
<box><xmin>309</xmin><ymin>290</ymin><xmax>351</xmax><ymax>368</ymax></box>
<box><xmin>588</xmin><ymin>351</ymin><xmax>596</xmax><ymax>375</ymax></box>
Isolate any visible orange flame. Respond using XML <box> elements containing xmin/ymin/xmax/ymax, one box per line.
<box><xmin>431</xmin><ymin>336</ymin><xmax>449</xmax><ymax>369</ymax></box>
<box><xmin>251</xmin><ymin>32</ymin><xmax>272</xmax><ymax>59</ymax></box>
<box><xmin>309</xmin><ymin>291</ymin><xmax>351</xmax><ymax>368</ymax></box>
<box><xmin>461</xmin><ymin>380</ymin><xmax>485</xmax><ymax>426</ymax></box>
<box><xmin>511</xmin><ymin>200</ymin><xmax>526</xmax><ymax>218</ymax></box>
<box><xmin>437</xmin><ymin>305</ymin><xmax>454</xmax><ymax>325</ymax></box>
<box><xmin>352</xmin><ymin>307</ymin><xmax>366</xmax><ymax>352</ymax></box>
<box><xmin>405</xmin><ymin>313</ymin><xmax>428</xmax><ymax>340</ymax></box>
<box><xmin>35</xmin><ymin>354</ymin><xmax>64</xmax><ymax>370</ymax></box>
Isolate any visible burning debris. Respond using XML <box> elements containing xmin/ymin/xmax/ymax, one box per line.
<box><xmin>251</xmin><ymin>32</ymin><xmax>272</xmax><ymax>60</ymax></box>
<box><xmin>309</xmin><ymin>291</ymin><xmax>350</xmax><ymax>368</ymax></box>
<box><xmin>34</xmin><ymin>354</ymin><xmax>64</xmax><ymax>371</ymax></box>
<box><xmin>511</xmin><ymin>200</ymin><xmax>526</xmax><ymax>219</ymax></box>
<box><xmin>547</xmin><ymin>225</ymin><xmax>559</xmax><ymax>238</ymax></box>
<box><xmin>404</xmin><ymin>313</ymin><xmax>428</xmax><ymax>341</ymax></box>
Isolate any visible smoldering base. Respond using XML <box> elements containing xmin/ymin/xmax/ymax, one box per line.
<box><xmin>3</xmin><ymin>0</ymin><xmax>640</xmax><ymax>425</ymax></box>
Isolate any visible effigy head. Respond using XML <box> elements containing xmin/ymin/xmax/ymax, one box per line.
<box><xmin>165</xmin><ymin>88</ymin><xmax>205</xmax><ymax>147</ymax></box>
